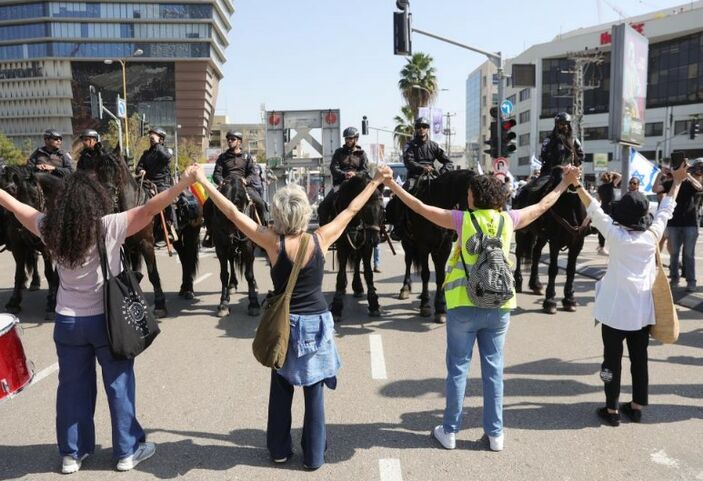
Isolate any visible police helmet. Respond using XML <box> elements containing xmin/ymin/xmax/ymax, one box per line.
<box><xmin>414</xmin><ymin>116</ymin><xmax>431</xmax><ymax>128</ymax></box>
<box><xmin>690</xmin><ymin>157</ymin><xmax>703</xmax><ymax>172</ymax></box>
<box><xmin>79</xmin><ymin>129</ymin><xmax>100</xmax><ymax>141</ymax></box>
<box><xmin>148</xmin><ymin>127</ymin><xmax>167</xmax><ymax>140</ymax></box>
<box><xmin>43</xmin><ymin>129</ymin><xmax>62</xmax><ymax>140</ymax></box>
<box><xmin>226</xmin><ymin>130</ymin><xmax>243</xmax><ymax>141</ymax></box>
<box><xmin>343</xmin><ymin>127</ymin><xmax>359</xmax><ymax>138</ymax></box>
<box><xmin>554</xmin><ymin>112</ymin><xmax>572</xmax><ymax>124</ymax></box>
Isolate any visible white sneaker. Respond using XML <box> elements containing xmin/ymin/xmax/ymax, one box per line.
<box><xmin>432</xmin><ymin>425</ymin><xmax>456</xmax><ymax>450</ymax></box>
<box><xmin>596</xmin><ymin>246</ymin><xmax>609</xmax><ymax>256</ymax></box>
<box><xmin>116</xmin><ymin>442</ymin><xmax>155</xmax><ymax>472</ymax></box>
<box><xmin>61</xmin><ymin>454</ymin><xmax>88</xmax><ymax>474</ymax></box>
<box><xmin>489</xmin><ymin>433</ymin><xmax>504</xmax><ymax>452</ymax></box>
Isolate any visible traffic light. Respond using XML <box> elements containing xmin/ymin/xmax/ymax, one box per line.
<box><xmin>140</xmin><ymin>114</ymin><xmax>149</xmax><ymax>137</ymax></box>
<box><xmin>501</xmin><ymin>118</ymin><xmax>517</xmax><ymax>157</ymax></box>
<box><xmin>362</xmin><ymin>116</ymin><xmax>369</xmax><ymax>135</ymax></box>
<box><xmin>690</xmin><ymin>120</ymin><xmax>700</xmax><ymax>140</ymax></box>
<box><xmin>393</xmin><ymin>1</ymin><xmax>412</xmax><ymax>56</ymax></box>
<box><xmin>484</xmin><ymin>121</ymin><xmax>498</xmax><ymax>158</ymax></box>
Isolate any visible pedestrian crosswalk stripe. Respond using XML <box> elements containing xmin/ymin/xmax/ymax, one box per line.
<box><xmin>29</xmin><ymin>362</ymin><xmax>58</xmax><ymax>387</ymax></box>
<box><xmin>194</xmin><ymin>273</ymin><xmax>212</xmax><ymax>285</ymax></box>
<box><xmin>379</xmin><ymin>458</ymin><xmax>403</xmax><ymax>481</ymax></box>
<box><xmin>369</xmin><ymin>334</ymin><xmax>388</xmax><ymax>380</ymax></box>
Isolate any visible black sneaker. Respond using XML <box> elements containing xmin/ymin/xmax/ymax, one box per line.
<box><xmin>621</xmin><ymin>402</ymin><xmax>642</xmax><ymax>423</ymax></box>
<box><xmin>597</xmin><ymin>407</ymin><xmax>620</xmax><ymax>427</ymax></box>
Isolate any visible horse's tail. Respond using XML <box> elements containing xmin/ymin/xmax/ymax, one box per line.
<box><xmin>24</xmin><ymin>250</ymin><xmax>37</xmax><ymax>279</ymax></box>
<box><xmin>179</xmin><ymin>224</ymin><xmax>200</xmax><ymax>280</ymax></box>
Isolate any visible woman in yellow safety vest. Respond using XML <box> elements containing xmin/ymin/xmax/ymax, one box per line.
<box><xmin>382</xmin><ymin>166</ymin><xmax>580</xmax><ymax>452</ymax></box>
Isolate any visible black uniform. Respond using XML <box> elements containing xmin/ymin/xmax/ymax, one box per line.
<box><xmin>136</xmin><ymin>143</ymin><xmax>172</xmax><ymax>188</ymax></box>
<box><xmin>402</xmin><ymin>136</ymin><xmax>453</xmax><ymax>190</ymax></box>
<box><xmin>317</xmin><ymin>145</ymin><xmax>370</xmax><ymax>225</ymax></box>
<box><xmin>208</xmin><ymin>149</ymin><xmax>265</xmax><ymax>224</ymax></box>
<box><xmin>539</xmin><ymin>132</ymin><xmax>584</xmax><ymax>177</ymax></box>
<box><xmin>27</xmin><ymin>146</ymin><xmax>74</xmax><ymax>177</ymax></box>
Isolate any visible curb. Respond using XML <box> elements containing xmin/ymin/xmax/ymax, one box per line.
<box><xmin>536</xmin><ymin>254</ymin><xmax>703</xmax><ymax>314</ymax></box>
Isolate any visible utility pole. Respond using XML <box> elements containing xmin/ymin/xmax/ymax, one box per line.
<box><xmin>444</xmin><ymin>112</ymin><xmax>455</xmax><ymax>157</ymax></box>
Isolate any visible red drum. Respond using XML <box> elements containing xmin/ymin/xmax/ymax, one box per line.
<box><xmin>0</xmin><ymin>314</ymin><xmax>34</xmax><ymax>400</ymax></box>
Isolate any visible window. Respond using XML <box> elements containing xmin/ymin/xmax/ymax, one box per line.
<box><xmin>518</xmin><ymin>156</ymin><xmax>530</xmax><ymax>166</ymax></box>
<box><xmin>539</xmin><ymin>130</ymin><xmax>551</xmax><ymax>143</ymax></box>
<box><xmin>491</xmin><ymin>93</ymin><xmax>498</xmax><ymax>106</ymax></box>
<box><xmin>645</xmin><ymin>122</ymin><xmax>663</xmax><ymax>137</ymax></box>
<box><xmin>518</xmin><ymin>133</ymin><xmax>530</xmax><ymax>146</ymax></box>
<box><xmin>674</xmin><ymin>120</ymin><xmax>691</xmax><ymax>135</ymax></box>
<box><xmin>482</xmin><ymin>94</ymin><xmax>486</xmax><ymax>107</ymax></box>
<box><xmin>583</xmin><ymin>126</ymin><xmax>609</xmax><ymax>140</ymax></box>
<box><xmin>0</xmin><ymin>23</ymin><xmax>48</xmax><ymax>40</ymax></box>
<box><xmin>518</xmin><ymin>110</ymin><xmax>530</xmax><ymax>124</ymax></box>
<box><xmin>519</xmin><ymin>88</ymin><xmax>531</xmax><ymax>102</ymax></box>
<box><xmin>647</xmin><ymin>32</ymin><xmax>703</xmax><ymax>108</ymax></box>
<box><xmin>0</xmin><ymin>3</ymin><xmax>46</xmax><ymax>21</ymax></box>
<box><xmin>507</xmin><ymin>94</ymin><xmax>516</xmax><ymax>105</ymax></box>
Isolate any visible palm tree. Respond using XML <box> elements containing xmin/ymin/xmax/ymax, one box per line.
<box><xmin>393</xmin><ymin>105</ymin><xmax>415</xmax><ymax>151</ymax></box>
<box><xmin>398</xmin><ymin>52</ymin><xmax>438</xmax><ymax>116</ymax></box>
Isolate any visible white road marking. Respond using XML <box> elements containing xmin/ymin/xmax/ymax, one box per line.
<box><xmin>369</xmin><ymin>334</ymin><xmax>388</xmax><ymax>380</ymax></box>
<box><xmin>379</xmin><ymin>458</ymin><xmax>403</xmax><ymax>481</ymax></box>
<box><xmin>30</xmin><ymin>362</ymin><xmax>58</xmax><ymax>386</ymax></box>
<box><xmin>194</xmin><ymin>273</ymin><xmax>212</xmax><ymax>285</ymax></box>
<box><xmin>650</xmin><ymin>449</ymin><xmax>679</xmax><ymax>468</ymax></box>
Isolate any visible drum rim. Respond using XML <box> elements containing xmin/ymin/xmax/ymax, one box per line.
<box><xmin>0</xmin><ymin>313</ymin><xmax>18</xmax><ymax>336</ymax></box>
<box><xmin>0</xmin><ymin>371</ymin><xmax>35</xmax><ymax>402</ymax></box>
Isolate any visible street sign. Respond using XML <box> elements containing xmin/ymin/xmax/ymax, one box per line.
<box><xmin>500</xmin><ymin>100</ymin><xmax>513</xmax><ymax>117</ymax></box>
<box><xmin>493</xmin><ymin>156</ymin><xmax>509</xmax><ymax>174</ymax></box>
<box><xmin>593</xmin><ymin>153</ymin><xmax>609</xmax><ymax>172</ymax></box>
<box><xmin>117</xmin><ymin>96</ymin><xmax>126</xmax><ymax>119</ymax></box>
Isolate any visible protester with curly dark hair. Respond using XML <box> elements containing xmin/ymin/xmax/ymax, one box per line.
<box><xmin>383</xmin><ymin>168</ymin><xmax>579</xmax><ymax>452</ymax></box>
<box><xmin>0</xmin><ymin>168</ymin><xmax>197</xmax><ymax>474</ymax></box>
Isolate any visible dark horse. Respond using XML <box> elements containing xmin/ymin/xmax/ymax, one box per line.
<box><xmin>172</xmin><ymin>190</ymin><xmax>204</xmax><ymax>300</ymax></box>
<box><xmin>209</xmin><ymin>180</ymin><xmax>260</xmax><ymax>318</ymax></box>
<box><xmin>389</xmin><ymin>169</ymin><xmax>475</xmax><ymax>323</ymax></box>
<box><xmin>512</xmin><ymin>169</ymin><xmax>590</xmax><ymax>314</ymax></box>
<box><xmin>328</xmin><ymin>176</ymin><xmax>384</xmax><ymax>322</ymax></box>
<box><xmin>0</xmin><ymin>165</ymin><xmax>61</xmax><ymax>319</ymax></box>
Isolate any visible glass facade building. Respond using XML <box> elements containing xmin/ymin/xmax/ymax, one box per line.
<box><xmin>0</xmin><ymin>0</ymin><xmax>234</xmax><ymax>149</ymax></box>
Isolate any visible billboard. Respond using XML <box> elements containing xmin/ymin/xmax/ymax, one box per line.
<box><xmin>608</xmin><ymin>23</ymin><xmax>649</xmax><ymax>146</ymax></box>
<box><xmin>418</xmin><ymin>107</ymin><xmax>444</xmax><ymax>142</ymax></box>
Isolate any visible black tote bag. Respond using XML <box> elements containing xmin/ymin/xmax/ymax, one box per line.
<box><xmin>98</xmin><ymin>228</ymin><xmax>160</xmax><ymax>359</ymax></box>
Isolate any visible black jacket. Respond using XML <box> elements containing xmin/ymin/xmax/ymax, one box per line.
<box><xmin>403</xmin><ymin>136</ymin><xmax>453</xmax><ymax>179</ymax></box>
<box><xmin>330</xmin><ymin>145</ymin><xmax>369</xmax><ymax>186</ymax></box>
<box><xmin>27</xmin><ymin>146</ymin><xmax>74</xmax><ymax>177</ymax></box>
<box><xmin>212</xmin><ymin>149</ymin><xmax>255</xmax><ymax>186</ymax></box>
<box><xmin>539</xmin><ymin>133</ymin><xmax>584</xmax><ymax>176</ymax></box>
<box><xmin>136</xmin><ymin>143</ymin><xmax>172</xmax><ymax>186</ymax></box>
<box><xmin>76</xmin><ymin>143</ymin><xmax>117</xmax><ymax>172</ymax></box>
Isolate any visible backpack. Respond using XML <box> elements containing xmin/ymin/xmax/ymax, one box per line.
<box><xmin>459</xmin><ymin>212</ymin><xmax>514</xmax><ymax>308</ymax></box>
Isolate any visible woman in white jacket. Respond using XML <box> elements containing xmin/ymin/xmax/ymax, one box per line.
<box><xmin>570</xmin><ymin>162</ymin><xmax>688</xmax><ymax>426</ymax></box>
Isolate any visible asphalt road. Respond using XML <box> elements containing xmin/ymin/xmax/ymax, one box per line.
<box><xmin>1</xmin><ymin>237</ymin><xmax>702</xmax><ymax>481</ymax></box>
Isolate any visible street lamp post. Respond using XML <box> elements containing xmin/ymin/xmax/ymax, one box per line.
<box><xmin>105</xmin><ymin>48</ymin><xmax>143</xmax><ymax>159</ymax></box>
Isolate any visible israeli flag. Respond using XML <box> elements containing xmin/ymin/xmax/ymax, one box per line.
<box><xmin>629</xmin><ymin>149</ymin><xmax>659</xmax><ymax>194</ymax></box>
<box><xmin>530</xmin><ymin>155</ymin><xmax>542</xmax><ymax>171</ymax></box>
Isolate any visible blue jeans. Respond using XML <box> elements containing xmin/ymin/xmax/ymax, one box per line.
<box><xmin>442</xmin><ymin>306</ymin><xmax>510</xmax><ymax>437</ymax></box>
<box><xmin>373</xmin><ymin>245</ymin><xmax>380</xmax><ymax>268</ymax></box>
<box><xmin>267</xmin><ymin>371</ymin><xmax>326</xmax><ymax>468</ymax></box>
<box><xmin>54</xmin><ymin>313</ymin><xmax>145</xmax><ymax>460</ymax></box>
<box><xmin>668</xmin><ymin>226</ymin><xmax>698</xmax><ymax>284</ymax></box>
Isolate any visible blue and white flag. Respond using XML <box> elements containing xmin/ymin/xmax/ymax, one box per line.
<box><xmin>530</xmin><ymin>155</ymin><xmax>542</xmax><ymax>172</ymax></box>
<box><xmin>629</xmin><ymin>149</ymin><xmax>659</xmax><ymax>194</ymax></box>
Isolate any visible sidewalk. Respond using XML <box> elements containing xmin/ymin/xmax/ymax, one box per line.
<box><xmin>534</xmin><ymin>237</ymin><xmax>703</xmax><ymax>313</ymax></box>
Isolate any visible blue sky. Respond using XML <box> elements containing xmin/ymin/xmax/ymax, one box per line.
<box><xmin>215</xmin><ymin>0</ymin><xmax>687</xmax><ymax>150</ymax></box>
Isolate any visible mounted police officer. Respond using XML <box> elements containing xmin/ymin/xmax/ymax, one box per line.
<box><xmin>539</xmin><ymin>112</ymin><xmax>584</xmax><ymax>177</ymax></box>
<box><xmin>388</xmin><ymin>117</ymin><xmax>453</xmax><ymax>240</ymax></box>
<box><xmin>202</xmin><ymin>130</ymin><xmax>265</xmax><ymax>247</ymax></box>
<box><xmin>76</xmin><ymin>129</ymin><xmax>112</xmax><ymax>171</ymax></box>
<box><xmin>27</xmin><ymin>129</ymin><xmax>74</xmax><ymax>177</ymax></box>
<box><xmin>136</xmin><ymin>127</ymin><xmax>177</xmax><ymax>240</ymax></box>
<box><xmin>317</xmin><ymin>126</ymin><xmax>370</xmax><ymax>225</ymax></box>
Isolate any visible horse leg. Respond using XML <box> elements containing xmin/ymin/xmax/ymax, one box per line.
<box><xmin>419</xmin><ymin>253</ymin><xmax>432</xmax><ymax>318</ymax></box>
<box><xmin>352</xmin><ymin>254</ymin><xmax>364</xmax><ymax>298</ymax></box>
<box><xmin>398</xmin><ymin>242</ymin><xmax>413</xmax><ymax>300</ymax></box>
<box><xmin>562</xmin><ymin>239</ymin><xmax>583</xmax><ymax>312</ymax></box>
<box><xmin>29</xmin><ymin>252</ymin><xmax>41</xmax><ymax>291</ymax></box>
<box><xmin>331</xmin><ymin>249</ymin><xmax>348</xmax><ymax>323</ymax></box>
<box><xmin>529</xmin><ymin>236</ymin><xmax>547</xmax><ymax>295</ymax></box>
<box><xmin>513</xmin><ymin>233</ymin><xmax>524</xmax><ymax>294</ymax></box>
<box><xmin>42</xmin><ymin>252</ymin><xmax>57</xmax><ymax>320</ymax></box>
<box><xmin>245</xmin><ymin>247</ymin><xmax>260</xmax><ymax>316</ymax></box>
<box><xmin>215</xmin><ymin>246</ymin><xmax>231</xmax><ymax>317</ymax></box>
<box><xmin>141</xmin><ymin>241</ymin><xmax>167</xmax><ymax>318</ymax></box>
<box><xmin>542</xmin><ymin>240</ymin><xmax>560</xmax><ymax>314</ymax></box>
<box><xmin>6</xmin><ymin>248</ymin><xmax>27</xmax><ymax>313</ymax></box>
<box><xmin>432</xmin><ymin>248</ymin><xmax>449</xmax><ymax>324</ymax></box>
<box><xmin>228</xmin><ymin>257</ymin><xmax>237</xmax><ymax>291</ymax></box>
<box><xmin>177</xmin><ymin>226</ymin><xmax>199</xmax><ymax>300</ymax></box>
<box><xmin>362</xmin><ymin>247</ymin><xmax>380</xmax><ymax>317</ymax></box>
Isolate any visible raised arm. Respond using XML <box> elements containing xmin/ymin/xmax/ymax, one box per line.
<box><xmin>124</xmin><ymin>172</ymin><xmax>195</xmax><ymax>237</ymax></box>
<box><xmin>513</xmin><ymin>166</ymin><xmax>580</xmax><ymax>230</ymax></box>
<box><xmin>382</xmin><ymin>174</ymin><xmax>454</xmax><ymax>230</ymax></box>
<box><xmin>0</xmin><ymin>189</ymin><xmax>43</xmax><ymax>236</ymax></box>
<box><xmin>316</xmin><ymin>166</ymin><xmax>389</xmax><ymax>250</ymax></box>
<box><xmin>191</xmin><ymin>164</ymin><xmax>277</xmax><ymax>252</ymax></box>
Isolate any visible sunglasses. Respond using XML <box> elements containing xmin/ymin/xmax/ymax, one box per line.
<box><xmin>629</xmin><ymin>181</ymin><xmax>639</xmax><ymax>185</ymax></box>
<box><xmin>48</xmin><ymin>136</ymin><xmax>62</xmax><ymax>141</ymax></box>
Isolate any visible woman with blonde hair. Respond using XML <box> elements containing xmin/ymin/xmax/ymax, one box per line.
<box><xmin>191</xmin><ymin>163</ymin><xmax>390</xmax><ymax>470</ymax></box>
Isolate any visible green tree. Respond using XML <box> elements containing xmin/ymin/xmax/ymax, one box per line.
<box><xmin>393</xmin><ymin>105</ymin><xmax>415</xmax><ymax>151</ymax></box>
<box><xmin>0</xmin><ymin>133</ymin><xmax>25</xmax><ymax>165</ymax></box>
<box><xmin>398</xmin><ymin>52</ymin><xmax>438</xmax><ymax>117</ymax></box>
<box><xmin>20</xmin><ymin>137</ymin><xmax>34</xmax><ymax>158</ymax></box>
<box><xmin>175</xmin><ymin>137</ymin><xmax>206</xmax><ymax>174</ymax></box>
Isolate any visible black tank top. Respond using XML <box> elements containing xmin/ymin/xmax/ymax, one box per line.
<box><xmin>270</xmin><ymin>234</ymin><xmax>328</xmax><ymax>314</ymax></box>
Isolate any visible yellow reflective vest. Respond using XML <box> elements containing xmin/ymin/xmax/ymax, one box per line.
<box><xmin>444</xmin><ymin>209</ymin><xmax>517</xmax><ymax>310</ymax></box>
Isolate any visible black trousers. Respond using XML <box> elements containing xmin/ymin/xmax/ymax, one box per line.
<box><xmin>600</xmin><ymin>324</ymin><xmax>650</xmax><ymax>410</ymax></box>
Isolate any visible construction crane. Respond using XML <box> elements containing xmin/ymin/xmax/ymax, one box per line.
<box><xmin>597</xmin><ymin>0</ymin><xmax>630</xmax><ymax>21</ymax></box>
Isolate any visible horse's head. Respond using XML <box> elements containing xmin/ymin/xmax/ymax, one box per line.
<box><xmin>420</xmin><ymin>169</ymin><xmax>476</xmax><ymax>211</ymax></box>
<box><xmin>219</xmin><ymin>179</ymin><xmax>249</xmax><ymax>212</ymax></box>
<box><xmin>336</xmin><ymin>175</ymin><xmax>383</xmax><ymax>245</ymax></box>
<box><xmin>0</xmin><ymin>165</ymin><xmax>38</xmax><ymax>204</ymax></box>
